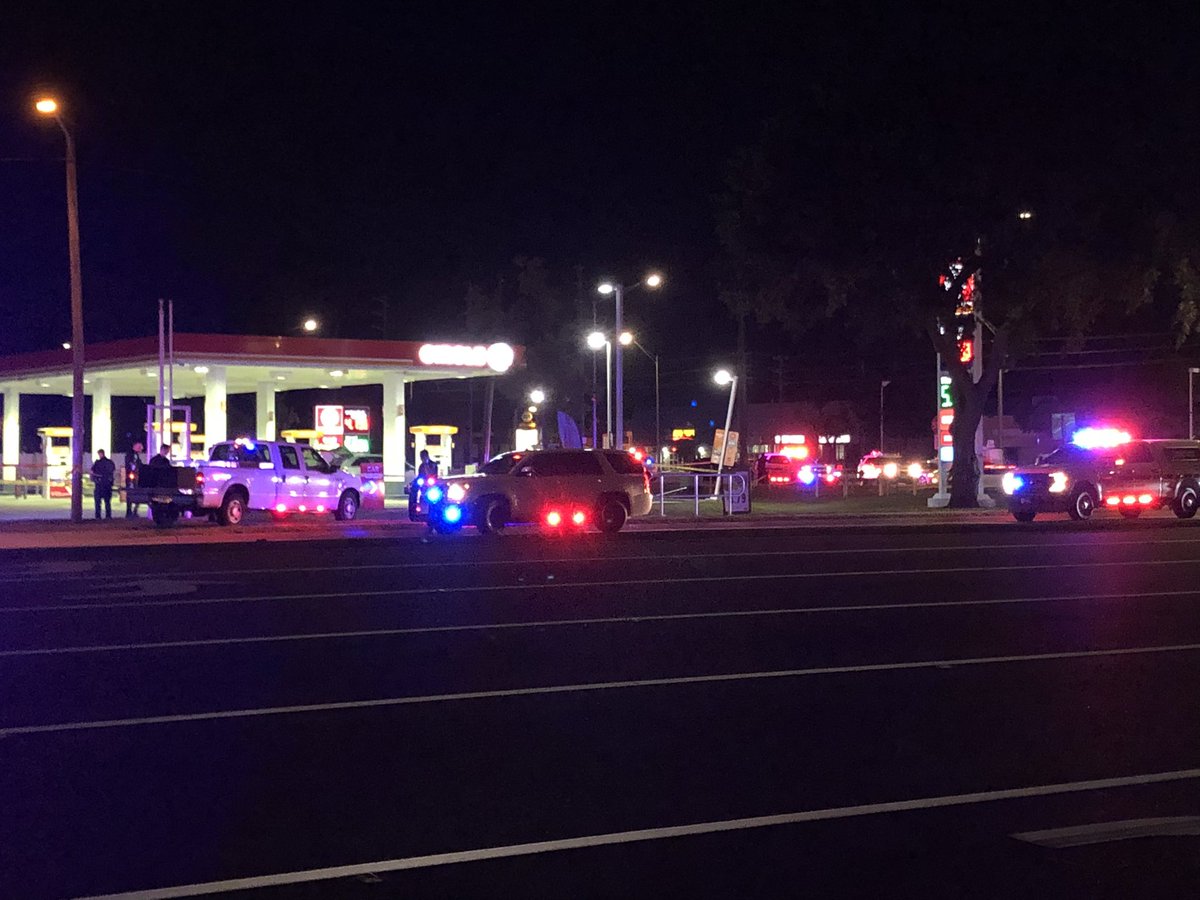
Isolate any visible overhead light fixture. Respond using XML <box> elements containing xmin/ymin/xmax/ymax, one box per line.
<box><xmin>194</xmin><ymin>365</ymin><xmax>209</xmax><ymax>374</ymax></box>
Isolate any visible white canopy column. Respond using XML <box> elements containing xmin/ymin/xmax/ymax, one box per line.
<box><xmin>90</xmin><ymin>378</ymin><xmax>112</xmax><ymax>456</ymax></box>
<box><xmin>255</xmin><ymin>382</ymin><xmax>276</xmax><ymax>441</ymax></box>
<box><xmin>204</xmin><ymin>366</ymin><xmax>228</xmax><ymax>448</ymax></box>
<box><xmin>2</xmin><ymin>388</ymin><xmax>18</xmax><ymax>482</ymax></box>
<box><xmin>383</xmin><ymin>373</ymin><xmax>407</xmax><ymax>483</ymax></box>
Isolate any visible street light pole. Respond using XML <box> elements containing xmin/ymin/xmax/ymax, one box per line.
<box><xmin>879</xmin><ymin>379</ymin><xmax>891</xmax><ymax>452</ymax></box>
<box><xmin>605</xmin><ymin>340</ymin><xmax>613</xmax><ymax>448</ymax></box>
<box><xmin>36</xmin><ymin>97</ymin><xmax>85</xmax><ymax>523</ymax></box>
<box><xmin>1190</xmin><ymin>368</ymin><xmax>1199</xmax><ymax>440</ymax></box>
<box><xmin>713</xmin><ymin>370</ymin><xmax>738</xmax><ymax>479</ymax></box>
<box><xmin>613</xmin><ymin>284</ymin><xmax>624</xmax><ymax>448</ymax></box>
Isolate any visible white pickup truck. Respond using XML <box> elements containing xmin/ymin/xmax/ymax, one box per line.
<box><xmin>129</xmin><ymin>438</ymin><xmax>369</xmax><ymax>526</ymax></box>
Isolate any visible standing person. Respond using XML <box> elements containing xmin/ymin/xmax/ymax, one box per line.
<box><xmin>124</xmin><ymin>442</ymin><xmax>144</xmax><ymax>518</ymax></box>
<box><xmin>148</xmin><ymin>443</ymin><xmax>173</xmax><ymax>469</ymax></box>
<box><xmin>418</xmin><ymin>449</ymin><xmax>438</xmax><ymax>481</ymax></box>
<box><xmin>408</xmin><ymin>449</ymin><xmax>440</xmax><ymax>520</ymax></box>
<box><xmin>90</xmin><ymin>450</ymin><xmax>116</xmax><ymax>520</ymax></box>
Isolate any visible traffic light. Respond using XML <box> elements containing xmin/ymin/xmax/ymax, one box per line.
<box><xmin>958</xmin><ymin>337</ymin><xmax>974</xmax><ymax>364</ymax></box>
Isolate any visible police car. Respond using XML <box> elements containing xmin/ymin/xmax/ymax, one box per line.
<box><xmin>1002</xmin><ymin>442</ymin><xmax>1119</xmax><ymax>522</ymax></box>
<box><xmin>424</xmin><ymin>449</ymin><xmax>653</xmax><ymax>534</ymax></box>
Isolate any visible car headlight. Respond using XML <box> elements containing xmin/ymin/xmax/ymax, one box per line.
<box><xmin>1002</xmin><ymin>472</ymin><xmax>1024</xmax><ymax>495</ymax></box>
<box><xmin>447</xmin><ymin>483</ymin><xmax>467</xmax><ymax>503</ymax></box>
<box><xmin>1048</xmin><ymin>471</ymin><xmax>1069</xmax><ymax>494</ymax></box>
<box><xmin>882</xmin><ymin>462</ymin><xmax>899</xmax><ymax>479</ymax></box>
<box><xmin>906</xmin><ymin>462</ymin><xmax>923</xmax><ymax>479</ymax></box>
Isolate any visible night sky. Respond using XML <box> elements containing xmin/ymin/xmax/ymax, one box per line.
<box><xmin>3</xmin><ymin>3</ymin><xmax>1199</xmax><ymax>446</ymax></box>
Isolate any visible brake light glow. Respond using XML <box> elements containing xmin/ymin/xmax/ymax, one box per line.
<box><xmin>1139</xmin><ymin>493</ymin><xmax>1153</xmax><ymax>505</ymax></box>
<box><xmin>1123</xmin><ymin>495</ymin><xmax>1137</xmax><ymax>505</ymax></box>
<box><xmin>1106</xmin><ymin>496</ymin><xmax>1120</xmax><ymax>506</ymax></box>
<box><xmin>571</xmin><ymin>510</ymin><xmax>587</xmax><ymax>525</ymax></box>
<box><xmin>546</xmin><ymin>510</ymin><xmax>562</xmax><ymax>526</ymax></box>
<box><xmin>298</xmin><ymin>504</ymin><xmax>307</xmax><ymax>512</ymax></box>
<box><xmin>316</xmin><ymin>504</ymin><xmax>325</xmax><ymax>513</ymax></box>
<box><xmin>275</xmin><ymin>503</ymin><xmax>287</xmax><ymax>513</ymax></box>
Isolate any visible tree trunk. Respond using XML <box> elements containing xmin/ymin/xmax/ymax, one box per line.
<box><xmin>926</xmin><ymin>310</ymin><xmax>1007</xmax><ymax>510</ymax></box>
<box><xmin>948</xmin><ymin>392</ymin><xmax>983</xmax><ymax>507</ymax></box>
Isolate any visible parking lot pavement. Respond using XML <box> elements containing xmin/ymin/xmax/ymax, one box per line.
<box><xmin>3</xmin><ymin>525</ymin><xmax>1200</xmax><ymax>897</ymax></box>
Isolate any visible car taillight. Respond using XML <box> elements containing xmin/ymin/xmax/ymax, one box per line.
<box><xmin>1106</xmin><ymin>496</ymin><xmax>1120</xmax><ymax>507</ymax></box>
<box><xmin>571</xmin><ymin>510</ymin><xmax>587</xmax><ymax>526</ymax></box>
<box><xmin>1138</xmin><ymin>494</ymin><xmax>1153</xmax><ymax>505</ymax></box>
<box><xmin>546</xmin><ymin>510</ymin><xmax>562</xmax><ymax>527</ymax></box>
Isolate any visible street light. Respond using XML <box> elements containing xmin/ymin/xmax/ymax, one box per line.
<box><xmin>713</xmin><ymin>368</ymin><xmax>739</xmax><ymax>481</ymax></box>
<box><xmin>35</xmin><ymin>94</ymin><xmax>85</xmax><ymax>523</ymax></box>
<box><xmin>625</xmin><ymin>333</ymin><xmax>661</xmax><ymax>454</ymax></box>
<box><xmin>586</xmin><ymin>331</ymin><xmax>613</xmax><ymax>448</ymax></box>
<box><xmin>529</xmin><ymin>388</ymin><xmax>546</xmax><ymax>405</ymax></box>
<box><xmin>302</xmin><ymin>317</ymin><xmax>320</xmax><ymax>333</ymax></box>
<box><xmin>596</xmin><ymin>272</ymin><xmax>663</xmax><ymax>448</ymax></box>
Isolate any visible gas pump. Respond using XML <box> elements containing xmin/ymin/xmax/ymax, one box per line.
<box><xmin>37</xmin><ymin>426</ymin><xmax>74</xmax><ymax>497</ymax></box>
<box><xmin>410</xmin><ymin>425</ymin><xmax>457</xmax><ymax>475</ymax></box>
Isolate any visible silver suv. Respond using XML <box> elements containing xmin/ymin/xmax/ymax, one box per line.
<box><xmin>444</xmin><ymin>449</ymin><xmax>653</xmax><ymax>533</ymax></box>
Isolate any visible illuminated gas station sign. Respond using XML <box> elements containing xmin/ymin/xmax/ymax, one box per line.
<box><xmin>342</xmin><ymin>408</ymin><xmax>369</xmax><ymax>433</ymax></box>
<box><xmin>315</xmin><ymin>405</ymin><xmax>344</xmax><ymax>436</ymax></box>
<box><xmin>313</xmin><ymin>405</ymin><xmax>373</xmax><ymax>452</ymax></box>
<box><xmin>417</xmin><ymin>342</ymin><xmax>514</xmax><ymax>372</ymax></box>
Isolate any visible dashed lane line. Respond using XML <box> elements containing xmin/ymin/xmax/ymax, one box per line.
<box><xmin>4</xmin><ymin>588</ymin><xmax>1199</xmax><ymax>657</ymax></box>
<box><xmin>4</xmin><ymin>641</ymin><xmax>1200</xmax><ymax>737</ymax></box>
<box><xmin>79</xmin><ymin>767</ymin><xmax>1200</xmax><ymax>899</ymax></box>
<box><xmin>3</xmin><ymin>534</ymin><xmax>1199</xmax><ymax>585</ymax></box>
<box><xmin>3</xmin><ymin>556</ymin><xmax>1199</xmax><ymax>613</ymax></box>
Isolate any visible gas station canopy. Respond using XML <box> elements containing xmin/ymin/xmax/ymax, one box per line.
<box><xmin>0</xmin><ymin>333</ymin><xmax>522</xmax><ymax>481</ymax></box>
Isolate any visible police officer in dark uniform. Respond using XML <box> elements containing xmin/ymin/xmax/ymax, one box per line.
<box><xmin>408</xmin><ymin>449</ymin><xmax>440</xmax><ymax>520</ymax></box>
<box><xmin>90</xmin><ymin>450</ymin><xmax>117</xmax><ymax>519</ymax></box>
<box><xmin>124</xmin><ymin>442</ymin><xmax>144</xmax><ymax>518</ymax></box>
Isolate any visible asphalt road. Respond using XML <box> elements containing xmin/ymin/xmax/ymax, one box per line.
<box><xmin>3</xmin><ymin>519</ymin><xmax>1200</xmax><ymax>898</ymax></box>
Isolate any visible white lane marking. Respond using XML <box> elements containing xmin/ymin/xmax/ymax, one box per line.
<box><xmin>1012</xmin><ymin>816</ymin><xmax>1200</xmax><ymax>848</ymax></box>
<box><xmin>6</xmin><ymin>589</ymin><xmax>1199</xmax><ymax>658</ymax></box>
<box><xmin>4</xmin><ymin>534</ymin><xmax>1199</xmax><ymax>585</ymax></box>
<box><xmin>5</xmin><ymin>556</ymin><xmax>1200</xmax><ymax>613</ymax></box>
<box><xmin>79</xmin><ymin>768</ymin><xmax>1200</xmax><ymax>899</ymax></box>
<box><xmin>5</xmin><ymin>642</ymin><xmax>1200</xmax><ymax>737</ymax></box>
